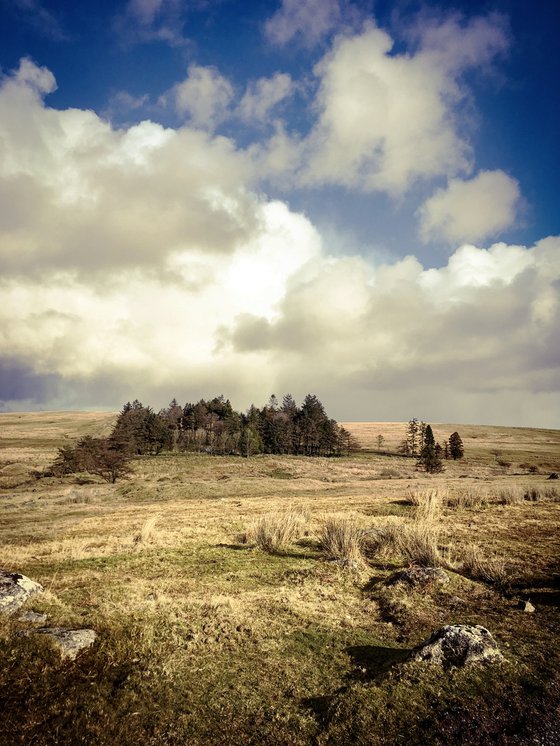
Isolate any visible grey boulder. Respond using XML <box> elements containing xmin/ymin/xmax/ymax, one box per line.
<box><xmin>411</xmin><ymin>624</ymin><xmax>504</xmax><ymax>668</ymax></box>
<box><xmin>0</xmin><ymin>570</ymin><xmax>43</xmax><ymax>614</ymax></box>
<box><xmin>34</xmin><ymin>627</ymin><xmax>97</xmax><ymax>661</ymax></box>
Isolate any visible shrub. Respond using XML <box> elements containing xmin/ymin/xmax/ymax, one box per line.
<box><xmin>319</xmin><ymin>517</ymin><xmax>366</xmax><ymax>566</ymax></box>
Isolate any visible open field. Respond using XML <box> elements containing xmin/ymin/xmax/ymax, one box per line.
<box><xmin>1</xmin><ymin>413</ymin><xmax>560</xmax><ymax>745</ymax></box>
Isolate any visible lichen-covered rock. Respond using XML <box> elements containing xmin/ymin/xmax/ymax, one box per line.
<box><xmin>0</xmin><ymin>571</ymin><xmax>43</xmax><ymax>614</ymax></box>
<box><xmin>34</xmin><ymin>627</ymin><xmax>97</xmax><ymax>661</ymax></box>
<box><xmin>19</xmin><ymin>611</ymin><xmax>48</xmax><ymax>624</ymax></box>
<box><xmin>386</xmin><ymin>566</ymin><xmax>449</xmax><ymax>588</ymax></box>
<box><xmin>411</xmin><ymin>624</ymin><xmax>504</xmax><ymax>668</ymax></box>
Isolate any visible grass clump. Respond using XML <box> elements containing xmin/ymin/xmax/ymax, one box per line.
<box><xmin>445</xmin><ymin>488</ymin><xmax>488</xmax><ymax>510</ymax></box>
<box><xmin>248</xmin><ymin>510</ymin><xmax>305</xmax><ymax>554</ymax></box>
<box><xmin>133</xmin><ymin>514</ymin><xmax>160</xmax><ymax>546</ymax></box>
<box><xmin>319</xmin><ymin>517</ymin><xmax>366</xmax><ymax>566</ymax></box>
<box><xmin>497</xmin><ymin>486</ymin><xmax>525</xmax><ymax>505</ymax></box>
<box><xmin>460</xmin><ymin>542</ymin><xmax>509</xmax><ymax>586</ymax></box>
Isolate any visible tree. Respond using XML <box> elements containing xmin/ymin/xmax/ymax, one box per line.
<box><xmin>48</xmin><ymin>436</ymin><xmax>132</xmax><ymax>483</ymax></box>
<box><xmin>417</xmin><ymin>424</ymin><xmax>443</xmax><ymax>473</ymax></box>
<box><xmin>406</xmin><ymin>418</ymin><xmax>420</xmax><ymax>456</ymax></box>
<box><xmin>376</xmin><ymin>434</ymin><xmax>385</xmax><ymax>450</ymax></box>
<box><xmin>448</xmin><ymin>431</ymin><xmax>464</xmax><ymax>460</ymax></box>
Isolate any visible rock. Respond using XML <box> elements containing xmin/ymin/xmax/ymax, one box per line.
<box><xmin>19</xmin><ymin>611</ymin><xmax>48</xmax><ymax>624</ymax></box>
<box><xmin>0</xmin><ymin>571</ymin><xmax>43</xmax><ymax>614</ymax></box>
<box><xmin>548</xmin><ymin>472</ymin><xmax>559</xmax><ymax>480</ymax></box>
<box><xmin>411</xmin><ymin>624</ymin><xmax>504</xmax><ymax>668</ymax></box>
<box><xmin>386</xmin><ymin>566</ymin><xmax>449</xmax><ymax>588</ymax></box>
<box><xmin>518</xmin><ymin>600</ymin><xmax>535</xmax><ymax>613</ymax></box>
<box><xmin>34</xmin><ymin>627</ymin><xmax>97</xmax><ymax>661</ymax></box>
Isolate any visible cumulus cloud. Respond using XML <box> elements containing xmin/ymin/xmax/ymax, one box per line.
<box><xmin>0</xmin><ymin>60</ymin><xmax>256</xmax><ymax>275</ymax></box>
<box><xmin>255</xmin><ymin>14</ymin><xmax>509</xmax><ymax>195</ymax></box>
<box><xmin>238</xmin><ymin>73</ymin><xmax>295</xmax><ymax>124</ymax></box>
<box><xmin>164</xmin><ymin>64</ymin><xmax>234</xmax><ymax>129</ymax></box>
<box><xmin>418</xmin><ymin>170</ymin><xmax>521</xmax><ymax>243</ymax></box>
<box><xmin>0</xmin><ymin>59</ymin><xmax>559</xmax><ymax>426</ymax></box>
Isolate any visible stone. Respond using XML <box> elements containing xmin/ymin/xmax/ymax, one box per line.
<box><xmin>34</xmin><ymin>627</ymin><xmax>97</xmax><ymax>661</ymax></box>
<box><xmin>0</xmin><ymin>571</ymin><xmax>43</xmax><ymax>614</ymax></box>
<box><xmin>411</xmin><ymin>624</ymin><xmax>504</xmax><ymax>668</ymax></box>
<box><xmin>19</xmin><ymin>611</ymin><xmax>48</xmax><ymax>624</ymax></box>
<box><xmin>518</xmin><ymin>600</ymin><xmax>535</xmax><ymax>613</ymax></box>
<box><xmin>386</xmin><ymin>566</ymin><xmax>449</xmax><ymax>588</ymax></box>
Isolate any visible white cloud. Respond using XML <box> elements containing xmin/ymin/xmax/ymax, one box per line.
<box><xmin>0</xmin><ymin>59</ymin><xmax>559</xmax><ymax>426</ymax></box>
<box><xmin>238</xmin><ymin>73</ymin><xmax>295</xmax><ymax>123</ymax></box>
<box><xmin>255</xmin><ymin>14</ymin><xmax>509</xmax><ymax>195</ymax></box>
<box><xmin>264</xmin><ymin>0</ymin><xmax>343</xmax><ymax>47</ymax></box>
<box><xmin>165</xmin><ymin>64</ymin><xmax>234</xmax><ymax>129</ymax></box>
<box><xmin>418</xmin><ymin>170</ymin><xmax>521</xmax><ymax>243</ymax></box>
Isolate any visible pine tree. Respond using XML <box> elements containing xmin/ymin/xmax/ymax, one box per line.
<box><xmin>418</xmin><ymin>424</ymin><xmax>443</xmax><ymax>473</ymax></box>
<box><xmin>448</xmin><ymin>431</ymin><xmax>464</xmax><ymax>460</ymax></box>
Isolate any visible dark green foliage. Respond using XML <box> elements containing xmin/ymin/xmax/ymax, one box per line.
<box><xmin>110</xmin><ymin>393</ymin><xmax>353</xmax><ymax>459</ymax></box>
<box><xmin>417</xmin><ymin>425</ymin><xmax>444</xmax><ymax>473</ymax></box>
<box><xmin>449</xmin><ymin>431</ymin><xmax>464</xmax><ymax>460</ymax></box>
<box><xmin>49</xmin><ymin>436</ymin><xmax>132</xmax><ymax>483</ymax></box>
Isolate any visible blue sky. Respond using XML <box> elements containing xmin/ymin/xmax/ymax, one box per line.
<box><xmin>0</xmin><ymin>0</ymin><xmax>559</xmax><ymax>425</ymax></box>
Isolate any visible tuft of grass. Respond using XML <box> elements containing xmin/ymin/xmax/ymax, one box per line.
<box><xmin>460</xmin><ymin>542</ymin><xmax>509</xmax><ymax>586</ymax></box>
<box><xmin>397</xmin><ymin>520</ymin><xmax>442</xmax><ymax>567</ymax></box>
<box><xmin>248</xmin><ymin>510</ymin><xmax>305</xmax><ymax>554</ymax></box>
<box><xmin>133</xmin><ymin>515</ymin><xmax>160</xmax><ymax>546</ymax></box>
<box><xmin>318</xmin><ymin>517</ymin><xmax>366</xmax><ymax>566</ymax></box>
<box><xmin>445</xmin><ymin>488</ymin><xmax>488</xmax><ymax>510</ymax></box>
<box><xmin>496</xmin><ymin>486</ymin><xmax>525</xmax><ymax>505</ymax></box>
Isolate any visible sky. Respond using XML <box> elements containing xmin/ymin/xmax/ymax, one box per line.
<box><xmin>0</xmin><ymin>0</ymin><xmax>559</xmax><ymax>426</ymax></box>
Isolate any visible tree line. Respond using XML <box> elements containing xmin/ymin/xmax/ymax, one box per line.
<box><xmin>48</xmin><ymin>394</ymin><xmax>359</xmax><ymax>482</ymax></box>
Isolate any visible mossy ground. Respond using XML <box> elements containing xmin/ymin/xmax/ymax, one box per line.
<box><xmin>0</xmin><ymin>413</ymin><xmax>559</xmax><ymax>744</ymax></box>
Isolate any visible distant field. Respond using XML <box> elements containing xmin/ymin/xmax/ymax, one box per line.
<box><xmin>0</xmin><ymin>413</ymin><xmax>559</xmax><ymax>745</ymax></box>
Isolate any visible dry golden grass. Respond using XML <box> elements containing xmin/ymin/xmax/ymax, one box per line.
<box><xmin>247</xmin><ymin>509</ymin><xmax>306</xmax><ymax>553</ymax></box>
<box><xmin>318</xmin><ymin>516</ymin><xmax>366</xmax><ymax>566</ymax></box>
<box><xmin>0</xmin><ymin>413</ymin><xmax>559</xmax><ymax>744</ymax></box>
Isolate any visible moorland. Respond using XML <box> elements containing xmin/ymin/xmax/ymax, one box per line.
<box><xmin>0</xmin><ymin>411</ymin><xmax>559</xmax><ymax>745</ymax></box>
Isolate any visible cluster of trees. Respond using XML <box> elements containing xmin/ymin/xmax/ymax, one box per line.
<box><xmin>47</xmin><ymin>394</ymin><xmax>357</xmax><ymax>482</ymax></box>
<box><xmin>398</xmin><ymin>419</ymin><xmax>464</xmax><ymax>473</ymax></box>
<box><xmin>117</xmin><ymin>394</ymin><xmax>358</xmax><ymax>458</ymax></box>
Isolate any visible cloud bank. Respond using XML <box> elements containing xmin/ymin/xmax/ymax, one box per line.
<box><xmin>0</xmin><ymin>29</ymin><xmax>558</xmax><ymax>425</ymax></box>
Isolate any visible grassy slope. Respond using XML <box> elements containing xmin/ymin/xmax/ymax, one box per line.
<box><xmin>0</xmin><ymin>414</ymin><xmax>559</xmax><ymax>745</ymax></box>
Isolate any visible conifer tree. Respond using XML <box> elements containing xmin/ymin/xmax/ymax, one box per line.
<box><xmin>448</xmin><ymin>431</ymin><xmax>464</xmax><ymax>460</ymax></box>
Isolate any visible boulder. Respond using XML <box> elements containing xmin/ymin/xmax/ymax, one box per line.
<box><xmin>34</xmin><ymin>627</ymin><xmax>97</xmax><ymax>661</ymax></box>
<box><xmin>386</xmin><ymin>566</ymin><xmax>449</xmax><ymax>588</ymax></box>
<box><xmin>0</xmin><ymin>571</ymin><xmax>43</xmax><ymax>614</ymax></box>
<box><xmin>411</xmin><ymin>624</ymin><xmax>504</xmax><ymax>668</ymax></box>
